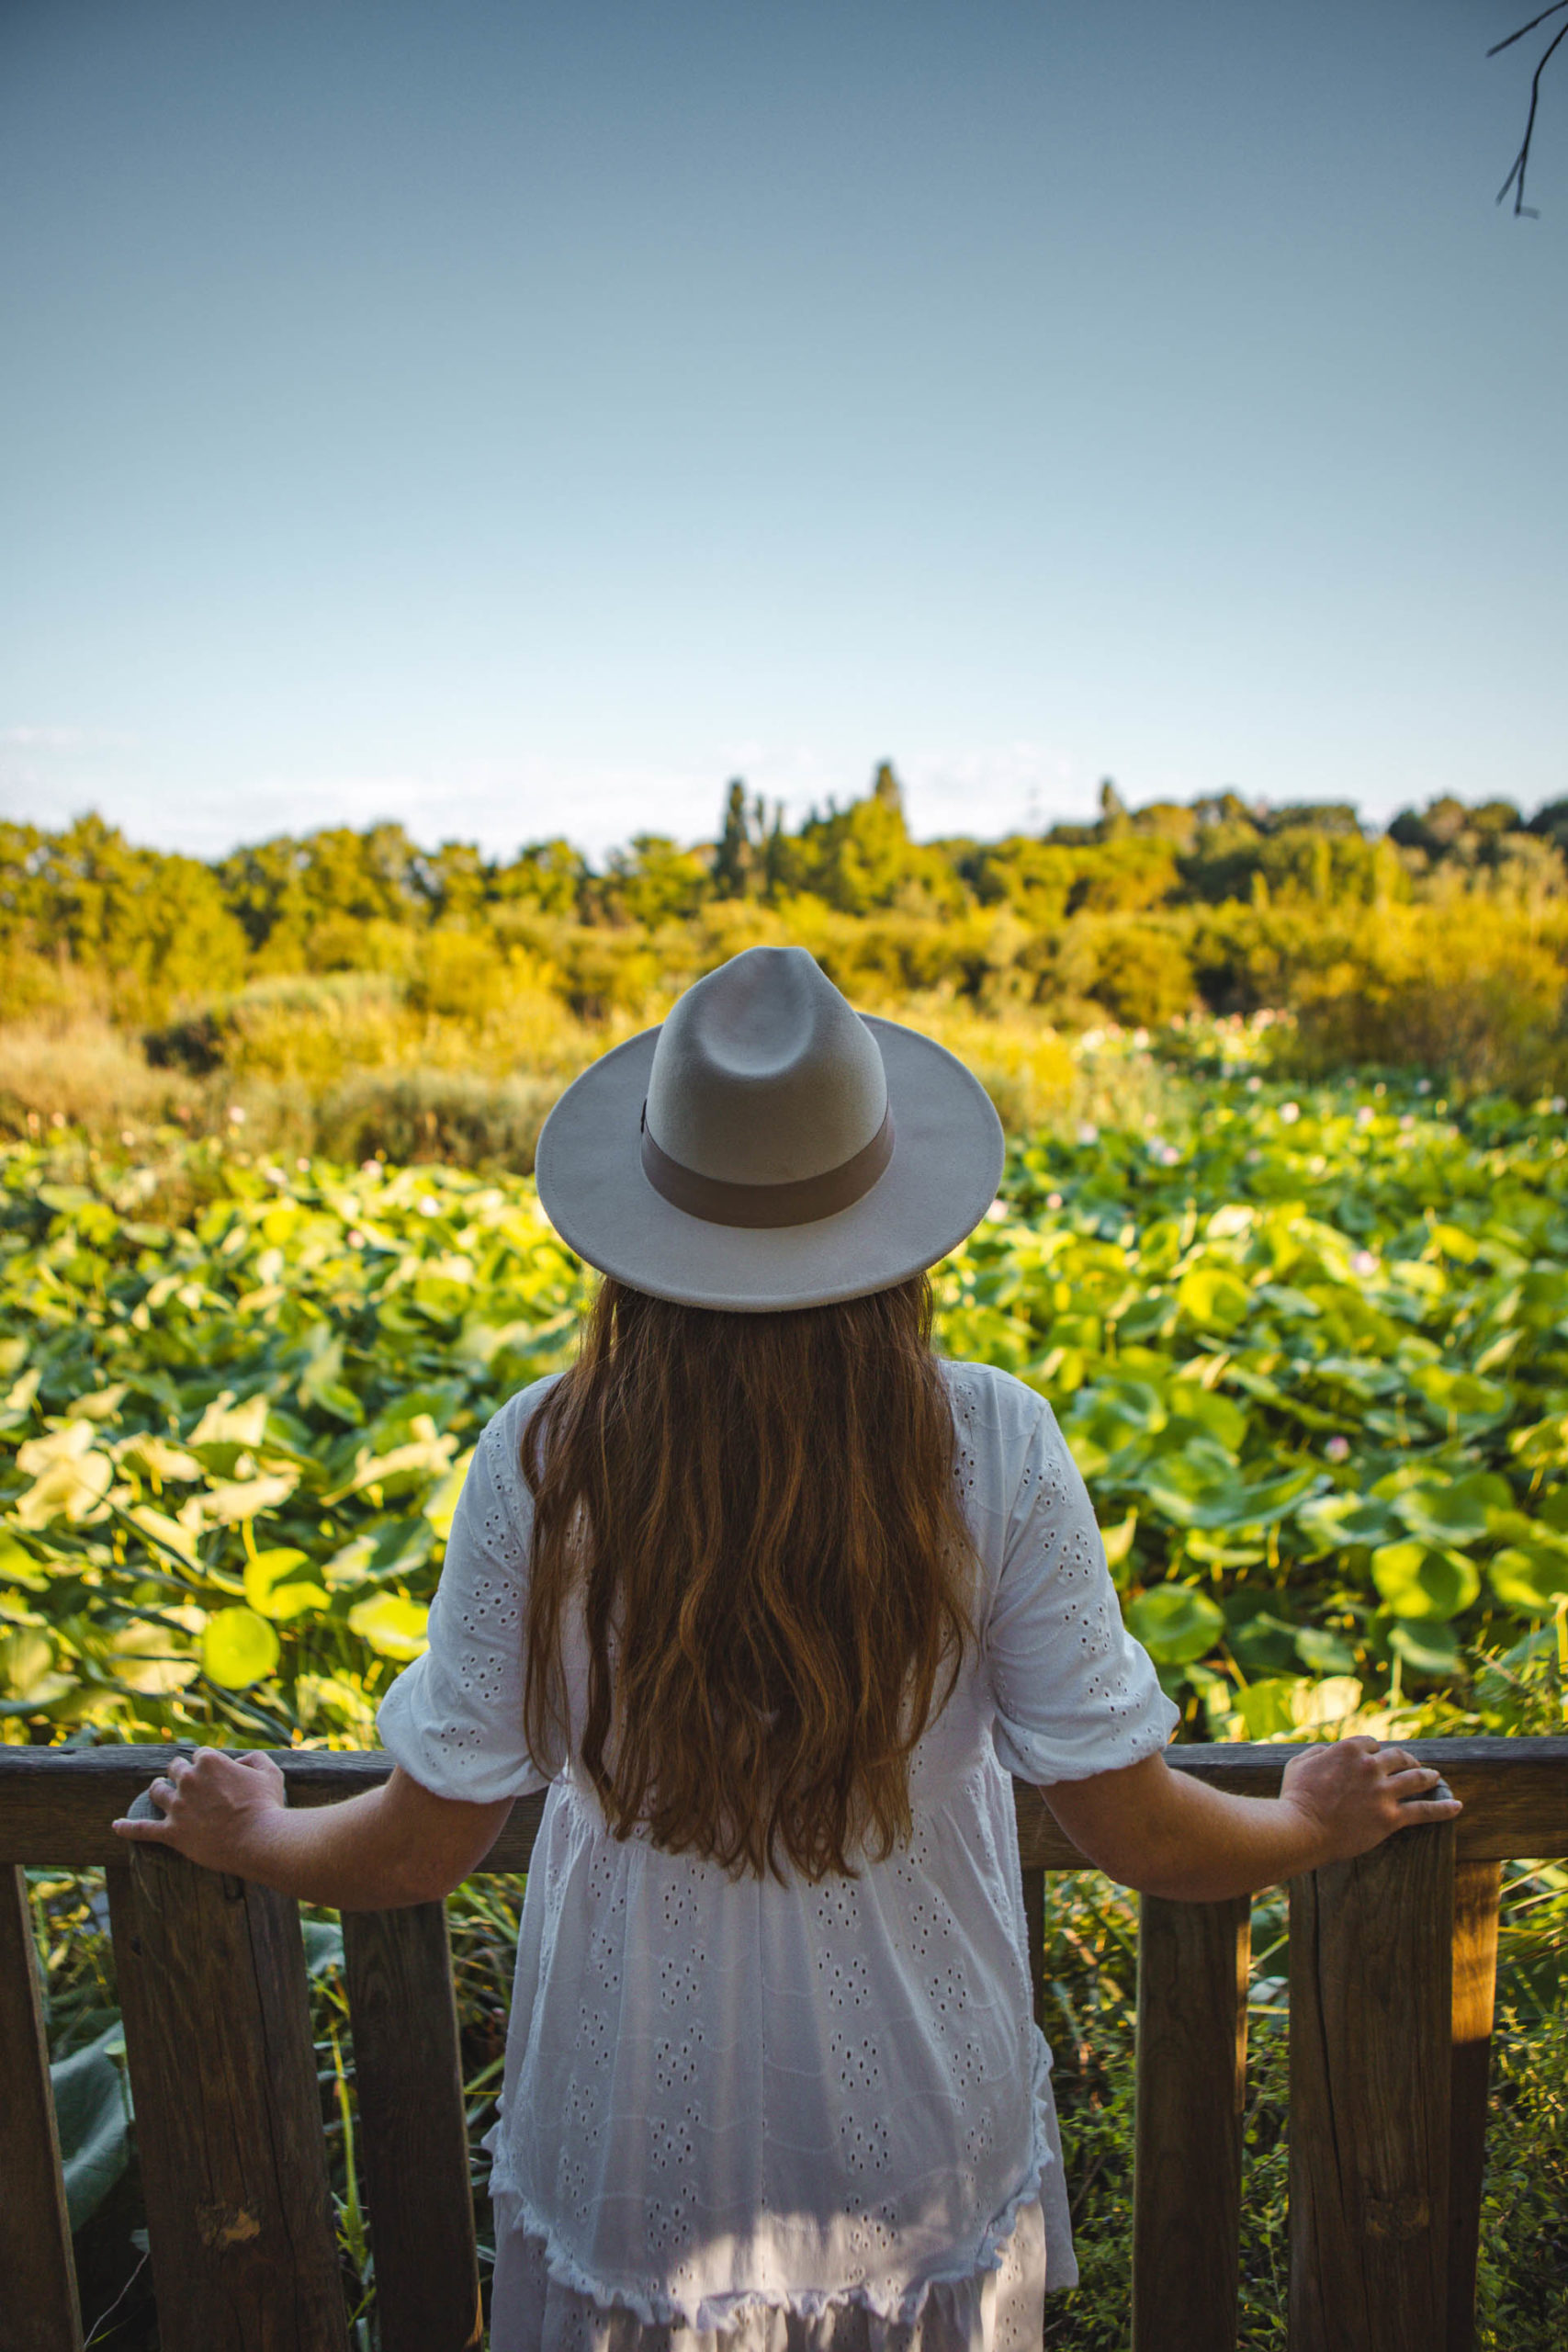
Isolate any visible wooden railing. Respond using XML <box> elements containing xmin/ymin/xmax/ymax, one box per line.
<box><xmin>3</xmin><ymin>1736</ymin><xmax>1565</xmax><ymax>2352</ymax></box>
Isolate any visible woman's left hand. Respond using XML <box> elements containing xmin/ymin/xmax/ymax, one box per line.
<box><xmin>112</xmin><ymin>1747</ymin><xmax>288</xmax><ymax>1874</ymax></box>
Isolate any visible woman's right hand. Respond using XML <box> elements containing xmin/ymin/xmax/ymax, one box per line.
<box><xmin>1280</xmin><ymin>1736</ymin><xmax>1461</xmax><ymax>1863</ymax></box>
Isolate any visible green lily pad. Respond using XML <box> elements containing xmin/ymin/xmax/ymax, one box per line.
<box><xmin>1227</xmin><ymin>1677</ymin><xmax>1303</xmax><ymax>1739</ymax></box>
<box><xmin>1388</xmin><ymin>1622</ymin><xmax>1461</xmax><ymax>1678</ymax></box>
<box><xmin>1176</xmin><ymin>1267</ymin><xmax>1254</xmax><ymax>1331</ymax></box>
<box><xmin>1488</xmin><ymin>1544</ymin><xmax>1568</xmax><ymax>1614</ymax></box>
<box><xmin>243</xmin><ymin>1548</ymin><xmax>330</xmax><ymax>1622</ymax></box>
<box><xmin>346</xmin><ymin>1592</ymin><xmax>430</xmax><ymax>1661</ymax></box>
<box><xmin>1392</xmin><ymin>1475</ymin><xmax>1508</xmax><ymax>1548</ymax></box>
<box><xmin>1296</xmin><ymin>1490</ymin><xmax>1396</xmax><ymax>1553</ymax></box>
<box><xmin>201</xmin><ymin>1606</ymin><xmax>281</xmax><ymax>1688</ymax></box>
<box><xmin>1371</xmin><ymin>1541</ymin><xmax>1479</xmax><ymax>1623</ymax></box>
<box><xmin>1294</xmin><ymin>1624</ymin><xmax>1359</xmax><ymax>1675</ymax></box>
<box><xmin>51</xmin><ymin>2022</ymin><xmax>131</xmax><ymax>2232</ymax></box>
<box><xmin>1125</xmin><ymin>1583</ymin><xmax>1225</xmax><ymax>1664</ymax></box>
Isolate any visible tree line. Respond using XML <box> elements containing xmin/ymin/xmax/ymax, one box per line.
<box><xmin>2</xmin><ymin>767</ymin><xmax>1563</xmax><ymax>996</ymax></box>
<box><xmin>2</xmin><ymin>770</ymin><xmax>1566</xmax><ymax>1096</ymax></box>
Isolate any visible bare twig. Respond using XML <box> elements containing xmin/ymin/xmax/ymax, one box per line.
<box><xmin>1488</xmin><ymin>1</ymin><xmax>1568</xmax><ymax>59</ymax></box>
<box><xmin>1490</xmin><ymin>6</ymin><xmax>1568</xmax><ymax>216</ymax></box>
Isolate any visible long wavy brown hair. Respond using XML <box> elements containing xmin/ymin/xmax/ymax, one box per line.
<box><xmin>520</xmin><ymin>1273</ymin><xmax>976</xmax><ymax>1882</ymax></box>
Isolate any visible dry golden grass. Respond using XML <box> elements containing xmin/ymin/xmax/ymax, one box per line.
<box><xmin>0</xmin><ymin>989</ymin><xmax>1156</xmax><ymax>1170</ymax></box>
<box><xmin>0</xmin><ymin>1020</ymin><xmax>189</xmax><ymax>1138</ymax></box>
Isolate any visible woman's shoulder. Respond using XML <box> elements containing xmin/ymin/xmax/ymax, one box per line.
<box><xmin>479</xmin><ymin>1369</ymin><xmax>568</xmax><ymax>1445</ymax></box>
<box><xmin>937</xmin><ymin>1355</ymin><xmax>1054</xmax><ymax>1442</ymax></box>
<box><xmin>465</xmin><ymin>1372</ymin><xmax>569</xmax><ymax>1498</ymax></box>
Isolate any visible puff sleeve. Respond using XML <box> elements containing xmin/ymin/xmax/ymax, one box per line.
<box><xmin>375</xmin><ymin>1385</ymin><xmax>555</xmax><ymax>1804</ymax></box>
<box><xmin>983</xmin><ymin>1393</ymin><xmax>1179</xmax><ymax>1785</ymax></box>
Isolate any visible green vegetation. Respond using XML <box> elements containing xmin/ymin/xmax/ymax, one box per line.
<box><xmin>4</xmin><ymin>1051</ymin><xmax>1566</xmax><ymax>2343</ymax></box>
<box><xmin>6</xmin><ymin>777</ymin><xmax>1566</xmax><ymax>2340</ymax></box>
<box><xmin>6</xmin><ymin>1056</ymin><xmax>1568</xmax><ymax>1747</ymax></box>
<box><xmin>3</xmin><ymin>775</ymin><xmax>1567</xmax><ymax>1161</ymax></box>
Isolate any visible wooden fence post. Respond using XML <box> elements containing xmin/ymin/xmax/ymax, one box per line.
<box><xmin>107</xmin><ymin>1828</ymin><xmax>346</xmax><ymax>2352</ymax></box>
<box><xmin>1287</xmin><ymin>1820</ymin><xmax>1456</xmax><ymax>2352</ymax></box>
<box><xmin>1446</xmin><ymin>1859</ymin><xmax>1502</xmax><ymax>2352</ymax></box>
<box><xmin>342</xmin><ymin>1903</ymin><xmax>482</xmax><ymax>2352</ymax></box>
<box><xmin>1132</xmin><ymin>1894</ymin><xmax>1251</xmax><ymax>2352</ymax></box>
<box><xmin>0</xmin><ymin>1864</ymin><xmax>84</xmax><ymax>2352</ymax></box>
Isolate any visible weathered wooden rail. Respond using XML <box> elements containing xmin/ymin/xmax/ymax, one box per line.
<box><xmin>2</xmin><ymin>1736</ymin><xmax>1564</xmax><ymax>2352</ymax></box>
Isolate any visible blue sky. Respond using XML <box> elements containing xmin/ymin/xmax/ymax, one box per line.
<box><xmin>2</xmin><ymin>0</ymin><xmax>1563</xmax><ymax>859</ymax></box>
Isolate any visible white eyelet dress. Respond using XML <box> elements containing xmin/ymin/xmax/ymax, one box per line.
<box><xmin>376</xmin><ymin>1360</ymin><xmax>1178</xmax><ymax>2352</ymax></box>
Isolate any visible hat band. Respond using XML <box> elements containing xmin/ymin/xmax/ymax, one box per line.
<box><xmin>639</xmin><ymin>1102</ymin><xmax>895</xmax><ymax>1228</ymax></box>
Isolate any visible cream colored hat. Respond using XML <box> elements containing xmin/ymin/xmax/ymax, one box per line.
<box><xmin>535</xmin><ymin>945</ymin><xmax>1004</xmax><ymax>1311</ymax></box>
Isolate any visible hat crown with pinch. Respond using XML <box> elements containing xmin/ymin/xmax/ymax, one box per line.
<box><xmin>645</xmin><ymin>945</ymin><xmax>887</xmax><ymax>1190</ymax></box>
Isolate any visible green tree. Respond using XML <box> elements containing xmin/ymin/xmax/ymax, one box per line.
<box><xmin>489</xmin><ymin>841</ymin><xmax>592</xmax><ymax>918</ymax></box>
<box><xmin>712</xmin><ymin>780</ymin><xmax>764</xmax><ymax>899</ymax></box>
<box><xmin>602</xmin><ymin>836</ymin><xmax>708</xmax><ymax>928</ymax></box>
<box><xmin>784</xmin><ymin>765</ymin><xmax>964</xmax><ymax>916</ymax></box>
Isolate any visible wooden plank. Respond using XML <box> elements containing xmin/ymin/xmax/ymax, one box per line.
<box><xmin>1446</xmin><ymin>1860</ymin><xmax>1502</xmax><ymax>2352</ymax></box>
<box><xmin>1020</xmin><ymin>1741</ymin><xmax>1568</xmax><ymax>1870</ymax></box>
<box><xmin>1287</xmin><ymin>1819</ymin><xmax>1455</xmax><ymax>2352</ymax></box>
<box><xmin>1132</xmin><ymin>1894</ymin><xmax>1250</xmax><ymax>2352</ymax></box>
<box><xmin>0</xmin><ymin>1864</ymin><xmax>84</xmax><ymax>2352</ymax></box>
<box><xmin>2</xmin><ymin>1739</ymin><xmax>1564</xmax><ymax>1871</ymax></box>
<box><xmin>342</xmin><ymin>1904</ymin><xmax>481</xmax><ymax>2352</ymax></box>
<box><xmin>107</xmin><ymin>1807</ymin><xmax>346</xmax><ymax>2352</ymax></box>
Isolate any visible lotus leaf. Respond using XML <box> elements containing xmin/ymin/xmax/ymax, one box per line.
<box><xmin>1</xmin><ymin>1627</ymin><xmax>57</xmax><ymax>1696</ymax></box>
<box><xmin>1290</xmin><ymin>1676</ymin><xmax>1365</xmax><ymax>1729</ymax></box>
<box><xmin>1295</xmin><ymin>1490</ymin><xmax>1396</xmax><ymax>1552</ymax></box>
<box><xmin>347</xmin><ymin>1591</ymin><xmax>430</xmax><ymax>1660</ymax></box>
<box><xmin>1100</xmin><ymin>1508</ymin><xmax>1137</xmax><ymax>1570</ymax></box>
<box><xmin>1392</xmin><ymin>1476</ymin><xmax>1502</xmax><ymax>1547</ymax></box>
<box><xmin>1293</xmin><ymin>1624</ymin><xmax>1358</xmax><ymax>1674</ymax></box>
<box><xmin>1223</xmin><ymin>1599</ymin><xmax>1301</xmax><ymax>1670</ymax></box>
<box><xmin>1139</xmin><ymin>1456</ymin><xmax>1317</xmax><ymax>1532</ymax></box>
<box><xmin>109</xmin><ymin>1623</ymin><xmax>201</xmax><ymax>1695</ymax></box>
<box><xmin>1371</xmin><ymin>1541</ymin><xmax>1480</xmax><ymax>1622</ymax></box>
<box><xmin>1511</xmin><ymin>1414</ymin><xmax>1568</xmax><ymax>1469</ymax></box>
<box><xmin>199</xmin><ymin>1470</ymin><xmax>299</xmax><ymax>1524</ymax></box>
<box><xmin>1227</xmin><ymin>1677</ymin><xmax>1304</xmax><ymax>1739</ymax></box>
<box><xmin>16</xmin><ymin>1447</ymin><xmax>113</xmax><ymax>1527</ymax></box>
<box><xmin>243</xmin><ymin>1547</ymin><xmax>330</xmax><ymax>1620</ymax></box>
<box><xmin>66</xmin><ymin>1383</ymin><xmax>129</xmax><ymax>1422</ymax></box>
<box><xmin>1409</xmin><ymin>1365</ymin><xmax>1510</xmax><ymax>1423</ymax></box>
<box><xmin>126</xmin><ymin>1503</ymin><xmax>201</xmax><ymax>1566</ymax></box>
<box><xmin>0</xmin><ymin>1529</ymin><xmax>47</xmax><ymax>1589</ymax></box>
<box><xmin>17</xmin><ymin>1421</ymin><xmax>99</xmax><ymax>1475</ymax></box>
<box><xmin>1124</xmin><ymin>1584</ymin><xmax>1225</xmax><ymax>1663</ymax></box>
<box><xmin>1388</xmin><ymin>1623</ymin><xmax>1461</xmax><ymax>1677</ymax></box>
<box><xmin>1488</xmin><ymin>1544</ymin><xmax>1568</xmax><ymax>1613</ymax></box>
<box><xmin>118</xmin><ymin>1434</ymin><xmax>203</xmax><ymax>1483</ymax></box>
<box><xmin>1166</xmin><ymin>1384</ymin><xmax>1248</xmax><ymax>1453</ymax></box>
<box><xmin>188</xmin><ymin>1391</ymin><xmax>272</xmax><ymax>1449</ymax></box>
<box><xmin>1176</xmin><ymin>1267</ymin><xmax>1253</xmax><ymax>1330</ymax></box>
<box><xmin>51</xmin><ymin>2023</ymin><xmax>131</xmax><ymax>2232</ymax></box>
<box><xmin>202</xmin><ymin>1605</ymin><xmax>282</xmax><ymax>1687</ymax></box>
<box><xmin>1077</xmin><ymin>1379</ymin><xmax>1167</xmax><ymax>1439</ymax></box>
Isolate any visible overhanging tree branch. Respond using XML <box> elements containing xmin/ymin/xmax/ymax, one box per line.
<box><xmin>1490</xmin><ymin>1</ymin><xmax>1568</xmax><ymax>216</ymax></box>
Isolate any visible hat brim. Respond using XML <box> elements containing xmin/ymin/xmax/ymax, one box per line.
<box><xmin>534</xmin><ymin>1015</ymin><xmax>1005</xmax><ymax>1312</ymax></box>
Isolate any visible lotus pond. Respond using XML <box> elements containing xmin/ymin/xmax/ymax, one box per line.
<box><xmin>4</xmin><ymin>1068</ymin><xmax>1565</xmax><ymax>2346</ymax></box>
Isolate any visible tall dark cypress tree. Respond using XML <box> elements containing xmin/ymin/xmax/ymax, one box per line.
<box><xmin>712</xmin><ymin>779</ymin><xmax>754</xmax><ymax>897</ymax></box>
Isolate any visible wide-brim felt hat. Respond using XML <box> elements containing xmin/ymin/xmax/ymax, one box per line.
<box><xmin>535</xmin><ymin>944</ymin><xmax>1004</xmax><ymax>1312</ymax></box>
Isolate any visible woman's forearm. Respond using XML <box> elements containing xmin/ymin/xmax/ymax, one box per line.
<box><xmin>1042</xmin><ymin>1743</ymin><xmax>1459</xmax><ymax>1903</ymax></box>
<box><xmin>231</xmin><ymin>1784</ymin><xmax>447</xmax><ymax>1910</ymax></box>
<box><xmin>1106</xmin><ymin>1772</ymin><xmax>1331</xmax><ymax>1902</ymax></box>
<box><xmin>113</xmin><ymin>1752</ymin><xmax>513</xmax><ymax>1908</ymax></box>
